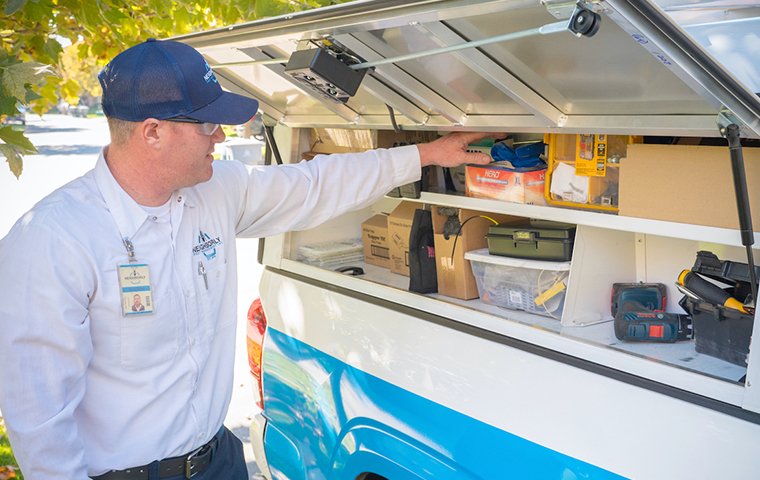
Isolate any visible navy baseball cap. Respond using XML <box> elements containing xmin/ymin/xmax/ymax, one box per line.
<box><xmin>99</xmin><ymin>39</ymin><xmax>259</xmax><ymax>124</ymax></box>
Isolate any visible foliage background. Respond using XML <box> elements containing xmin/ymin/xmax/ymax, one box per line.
<box><xmin>0</xmin><ymin>0</ymin><xmax>351</xmax><ymax>177</ymax></box>
<box><xmin>1</xmin><ymin>417</ymin><xmax>21</xmax><ymax>479</ymax></box>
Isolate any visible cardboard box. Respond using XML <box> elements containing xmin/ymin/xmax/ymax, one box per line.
<box><xmin>465</xmin><ymin>164</ymin><xmax>547</xmax><ymax>205</ymax></box>
<box><xmin>619</xmin><ymin>144</ymin><xmax>760</xmax><ymax>230</ymax></box>
<box><xmin>361</xmin><ymin>214</ymin><xmax>390</xmax><ymax>268</ymax></box>
<box><xmin>309</xmin><ymin>128</ymin><xmax>438</xmax><ymax>154</ymax></box>
<box><xmin>388</xmin><ymin>202</ymin><xmax>419</xmax><ymax>276</ymax></box>
<box><xmin>432</xmin><ymin>207</ymin><xmax>518</xmax><ymax>299</ymax></box>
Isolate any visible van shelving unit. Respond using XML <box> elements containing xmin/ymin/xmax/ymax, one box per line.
<box><xmin>280</xmin><ymin>182</ymin><xmax>750</xmax><ymax>396</ymax></box>
<box><xmin>181</xmin><ymin>0</ymin><xmax>760</xmax><ymax>412</ymax></box>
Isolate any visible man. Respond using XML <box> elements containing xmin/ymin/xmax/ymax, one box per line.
<box><xmin>131</xmin><ymin>294</ymin><xmax>145</xmax><ymax>312</ymax></box>
<box><xmin>0</xmin><ymin>39</ymin><xmax>492</xmax><ymax>479</ymax></box>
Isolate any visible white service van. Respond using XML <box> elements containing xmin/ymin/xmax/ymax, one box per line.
<box><xmin>180</xmin><ymin>1</ymin><xmax>760</xmax><ymax>478</ymax></box>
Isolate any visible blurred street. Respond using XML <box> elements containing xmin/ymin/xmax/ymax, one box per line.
<box><xmin>0</xmin><ymin>113</ymin><xmax>263</xmax><ymax>478</ymax></box>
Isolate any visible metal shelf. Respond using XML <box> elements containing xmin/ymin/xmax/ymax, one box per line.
<box><xmin>392</xmin><ymin>192</ymin><xmax>760</xmax><ymax>248</ymax></box>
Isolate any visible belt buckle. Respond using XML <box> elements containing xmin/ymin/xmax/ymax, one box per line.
<box><xmin>184</xmin><ymin>444</ymin><xmax>208</xmax><ymax>479</ymax></box>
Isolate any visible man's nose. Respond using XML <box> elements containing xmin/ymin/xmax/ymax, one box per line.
<box><xmin>212</xmin><ymin>126</ymin><xmax>226</xmax><ymax>143</ymax></box>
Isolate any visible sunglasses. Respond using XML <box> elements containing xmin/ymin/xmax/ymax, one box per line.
<box><xmin>165</xmin><ymin>116</ymin><xmax>221</xmax><ymax>136</ymax></box>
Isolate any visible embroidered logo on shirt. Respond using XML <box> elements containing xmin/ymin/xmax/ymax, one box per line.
<box><xmin>193</xmin><ymin>230</ymin><xmax>223</xmax><ymax>260</ymax></box>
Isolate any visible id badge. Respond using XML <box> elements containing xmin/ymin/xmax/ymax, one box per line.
<box><xmin>118</xmin><ymin>263</ymin><xmax>154</xmax><ymax>316</ymax></box>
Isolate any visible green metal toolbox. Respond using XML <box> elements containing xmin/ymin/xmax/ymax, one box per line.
<box><xmin>486</xmin><ymin>219</ymin><xmax>576</xmax><ymax>261</ymax></box>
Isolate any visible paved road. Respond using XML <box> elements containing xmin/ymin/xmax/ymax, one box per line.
<box><xmin>0</xmin><ymin>114</ymin><xmax>263</xmax><ymax>478</ymax></box>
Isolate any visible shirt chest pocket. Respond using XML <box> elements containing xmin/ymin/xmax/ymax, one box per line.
<box><xmin>120</xmin><ymin>293</ymin><xmax>181</xmax><ymax>369</ymax></box>
<box><xmin>196</xmin><ymin>256</ymin><xmax>229</xmax><ymax>333</ymax></box>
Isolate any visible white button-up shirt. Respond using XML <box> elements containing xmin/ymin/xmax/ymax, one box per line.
<box><xmin>0</xmin><ymin>145</ymin><xmax>420</xmax><ymax>478</ymax></box>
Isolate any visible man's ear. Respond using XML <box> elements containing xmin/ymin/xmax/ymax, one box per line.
<box><xmin>141</xmin><ymin>118</ymin><xmax>163</xmax><ymax>147</ymax></box>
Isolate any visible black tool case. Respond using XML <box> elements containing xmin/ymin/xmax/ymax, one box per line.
<box><xmin>681</xmin><ymin>251</ymin><xmax>756</xmax><ymax>366</ymax></box>
<box><xmin>486</xmin><ymin>219</ymin><xmax>576</xmax><ymax>261</ymax></box>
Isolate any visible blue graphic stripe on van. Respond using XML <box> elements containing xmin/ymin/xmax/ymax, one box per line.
<box><xmin>262</xmin><ymin>327</ymin><xmax>627</xmax><ymax>480</ymax></box>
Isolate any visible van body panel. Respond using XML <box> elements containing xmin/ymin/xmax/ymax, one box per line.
<box><xmin>262</xmin><ymin>326</ymin><xmax>626</xmax><ymax>479</ymax></box>
<box><xmin>260</xmin><ymin>269</ymin><xmax>760</xmax><ymax>479</ymax></box>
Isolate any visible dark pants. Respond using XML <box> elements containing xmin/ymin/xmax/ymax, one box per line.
<box><xmin>163</xmin><ymin>427</ymin><xmax>248</xmax><ymax>480</ymax></box>
<box><xmin>91</xmin><ymin>427</ymin><xmax>248</xmax><ymax>480</ymax></box>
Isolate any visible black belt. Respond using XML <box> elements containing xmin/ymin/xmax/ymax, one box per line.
<box><xmin>92</xmin><ymin>434</ymin><xmax>219</xmax><ymax>480</ymax></box>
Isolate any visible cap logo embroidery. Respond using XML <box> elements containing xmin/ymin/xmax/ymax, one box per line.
<box><xmin>203</xmin><ymin>62</ymin><xmax>218</xmax><ymax>84</ymax></box>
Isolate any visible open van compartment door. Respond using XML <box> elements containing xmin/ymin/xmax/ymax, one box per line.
<box><xmin>178</xmin><ymin>0</ymin><xmax>760</xmax><ymax>137</ymax></box>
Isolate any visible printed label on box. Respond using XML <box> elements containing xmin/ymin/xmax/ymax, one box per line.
<box><xmin>575</xmin><ymin>134</ymin><xmax>607</xmax><ymax>177</ymax></box>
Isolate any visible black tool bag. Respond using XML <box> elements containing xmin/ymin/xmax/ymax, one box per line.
<box><xmin>681</xmin><ymin>251</ymin><xmax>756</xmax><ymax>366</ymax></box>
<box><xmin>408</xmin><ymin>208</ymin><xmax>438</xmax><ymax>293</ymax></box>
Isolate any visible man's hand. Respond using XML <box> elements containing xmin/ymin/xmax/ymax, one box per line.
<box><xmin>416</xmin><ymin>132</ymin><xmax>499</xmax><ymax>168</ymax></box>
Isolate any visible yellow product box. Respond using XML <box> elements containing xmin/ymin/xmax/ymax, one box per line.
<box><xmin>544</xmin><ymin>133</ymin><xmax>641</xmax><ymax>212</ymax></box>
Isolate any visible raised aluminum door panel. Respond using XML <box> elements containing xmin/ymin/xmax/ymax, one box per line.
<box><xmin>177</xmin><ymin>0</ymin><xmax>760</xmax><ymax>135</ymax></box>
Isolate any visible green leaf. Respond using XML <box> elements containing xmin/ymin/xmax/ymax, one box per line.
<box><xmin>102</xmin><ymin>7</ymin><xmax>130</xmax><ymax>25</ymax></box>
<box><xmin>43</xmin><ymin>37</ymin><xmax>63</xmax><ymax>63</ymax></box>
<box><xmin>0</xmin><ymin>125</ymin><xmax>35</xmax><ymax>179</ymax></box>
<box><xmin>23</xmin><ymin>0</ymin><xmax>51</xmax><ymax>23</ymax></box>
<box><xmin>0</xmin><ymin>92</ymin><xmax>16</xmax><ymax>115</ymax></box>
<box><xmin>173</xmin><ymin>6</ymin><xmax>191</xmax><ymax>30</ymax></box>
<box><xmin>254</xmin><ymin>0</ymin><xmax>294</xmax><ymax>18</ymax></box>
<box><xmin>0</xmin><ymin>125</ymin><xmax>37</xmax><ymax>153</ymax></box>
<box><xmin>4</xmin><ymin>0</ymin><xmax>27</xmax><ymax>15</ymax></box>
<box><xmin>0</xmin><ymin>61</ymin><xmax>55</xmax><ymax>101</ymax></box>
<box><xmin>0</xmin><ymin>144</ymin><xmax>24</xmax><ymax>178</ymax></box>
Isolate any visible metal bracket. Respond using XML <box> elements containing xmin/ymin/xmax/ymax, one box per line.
<box><xmin>542</xmin><ymin>0</ymin><xmax>580</xmax><ymax>20</ymax></box>
<box><xmin>717</xmin><ymin>107</ymin><xmax>744</xmax><ymax>138</ymax></box>
<box><xmin>294</xmin><ymin>39</ymin><xmax>313</xmax><ymax>51</ymax></box>
<box><xmin>542</xmin><ymin>0</ymin><xmax>603</xmax><ymax>20</ymax></box>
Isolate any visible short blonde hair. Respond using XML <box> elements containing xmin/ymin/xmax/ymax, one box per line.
<box><xmin>107</xmin><ymin>117</ymin><xmax>139</xmax><ymax>146</ymax></box>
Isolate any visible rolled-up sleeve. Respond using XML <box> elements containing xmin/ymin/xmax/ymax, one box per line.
<box><xmin>234</xmin><ymin>145</ymin><xmax>420</xmax><ymax>237</ymax></box>
<box><xmin>0</xmin><ymin>218</ymin><xmax>94</xmax><ymax>479</ymax></box>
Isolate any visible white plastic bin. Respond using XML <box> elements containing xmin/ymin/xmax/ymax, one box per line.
<box><xmin>464</xmin><ymin>248</ymin><xmax>571</xmax><ymax>319</ymax></box>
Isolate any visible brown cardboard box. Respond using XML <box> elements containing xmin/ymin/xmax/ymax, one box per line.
<box><xmin>432</xmin><ymin>207</ymin><xmax>518</xmax><ymax>299</ymax></box>
<box><xmin>361</xmin><ymin>214</ymin><xmax>390</xmax><ymax>268</ymax></box>
<box><xmin>388</xmin><ymin>202</ymin><xmax>419</xmax><ymax>276</ymax></box>
<box><xmin>309</xmin><ymin>128</ymin><xmax>439</xmax><ymax>154</ymax></box>
<box><xmin>619</xmin><ymin>144</ymin><xmax>760</xmax><ymax>230</ymax></box>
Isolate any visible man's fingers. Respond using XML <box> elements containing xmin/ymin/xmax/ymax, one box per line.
<box><xmin>419</xmin><ymin>131</ymin><xmax>502</xmax><ymax>167</ymax></box>
<box><xmin>462</xmin><ymin>152</ymin><xmax>491</xmax><ymax>165</ymax></box>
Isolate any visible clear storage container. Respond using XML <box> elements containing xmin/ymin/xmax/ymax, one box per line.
<box><xmin>464</xmin><ymin>248</ymin><xmax>571</xmax><ymax>319</ymax></box>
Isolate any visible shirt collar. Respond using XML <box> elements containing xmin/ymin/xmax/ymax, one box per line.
<box><xmin>177</xmin><ymin>187</ymin><xmax>196</xmax><ymax>208</ymax></box>
<box><xmin>93</xmin><ymin>148</ymin><xmax>151</xmax><ymax>240</ymax></box>
<box><xmin>93</xmin><ymin>148</ymin><xmax>198</xmax><ymax>238</ymax></box>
